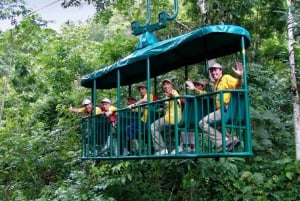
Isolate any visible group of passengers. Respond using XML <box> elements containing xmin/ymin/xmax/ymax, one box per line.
<box><xmin>69</xmin><ymin>61</ymin><xmax>243</xmax><ymax>155</ymax></box>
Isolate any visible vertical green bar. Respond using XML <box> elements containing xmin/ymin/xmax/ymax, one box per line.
<box><xmin>241</xmin><ymin>36</ymin><xmax>252</xmax><ymax>154</ymax></box>
<box><xmin>174</xmin><ymin>95</ymin><xmax>178</xmax><ymax>155</ymax></box>
<box><xmin>81</xmin><ymin>118</ymin><xmax>86</xmax><ymax>158</ymax></box>
<box><xmin>117</xmin><ymin>69</ymin><xmax>121</xmax><ymax>156</ymax></box>
<box><xmin>184</xmin><ymin>66</ymin><xmax>188</xmax><ymax>94</ymax></box>
<box><xmin>92</xmin><ymin>79</ymin><xmax>97</xmax><ymax>156</ymax></box>
<box><xmin>219</xmin><ymin>91</ymin><xmax>226</xmax><ymax>153</ymax></box>
<box><xmin>146</xmin><ymin>58</ymin><xmax>151</xmax><ymax>155</ymax></box>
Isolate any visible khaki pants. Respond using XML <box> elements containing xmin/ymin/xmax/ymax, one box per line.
<box><xmin>150</xmin><ymin>117</ymin><xmax>173</xmax><ymax>151</ymax></box>
<box><xmin>199</xmin><ymin>108</ymin><xmax>230</xmax><ymax>147</ymax></box>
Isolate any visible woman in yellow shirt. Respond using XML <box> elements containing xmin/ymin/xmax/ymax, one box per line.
<box><xmin>150</xmin><ymin>79</ymin><xmax>182</xmax><ymax>155</ymax></box>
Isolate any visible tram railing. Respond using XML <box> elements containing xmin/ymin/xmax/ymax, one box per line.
<box><xmin>81</xmin><ymin>89</ymin><xmax>252</xmax><ymax>160</ymax></box>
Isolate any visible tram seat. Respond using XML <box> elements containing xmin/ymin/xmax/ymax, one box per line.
<box><xmin>148</xmin><ymin>103</ymin><xmax>164</xmax><ymax>123</ymax></box>
<box><xmin>178</xmin><ymin>96</ymin><xmax>197</xmax><ymax>130</ymax></box>
<box><xmin>167</xmin><ymin>95</ymin><xmax>213</xmax><ymax>153</ymax></box>
<box><xmin>178</xmin><ymin>95</ymin><xmax>215</xmax><ymax>131</ymax></box>
<box><xmin>209</xmin><ymin>91</ymin><xmax>246</xmax><ymax>127</ymax></box>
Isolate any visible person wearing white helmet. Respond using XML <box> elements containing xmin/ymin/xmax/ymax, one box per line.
<box><xmin>100</xmin><ymin>98</ymin><xmax>117</xmax><ymax>119</ymax></box>
<box><xmin>199</xmin><ymin>61</ymin><xmax>243</xmax><ymax>152</ymax></box>
<box><xmin>68</xmin><ymin>98</ymin><xmax>101</xmax><ymax>115</ymax></box>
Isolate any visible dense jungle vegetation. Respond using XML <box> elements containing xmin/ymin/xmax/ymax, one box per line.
<box><xmin>1</xmin><ymin>0</ymin><xmax>300</xmax><ymax>200</ymax></box>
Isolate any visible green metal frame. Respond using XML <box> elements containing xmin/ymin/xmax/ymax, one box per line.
<box><xmin>131</xmin><ymin>0</ymin><xmax>178</xmax><ymax>35</ymax></box>
<box><xmin>81</xmin><ymin>25</ymin><xmax>252</xmax><ymax>160</ymax></box>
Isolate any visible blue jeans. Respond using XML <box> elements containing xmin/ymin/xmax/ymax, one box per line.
<box><xmin>126</xmin><ymin>120</ymin><xmax>146</xmax><ymax>140</ymax></box>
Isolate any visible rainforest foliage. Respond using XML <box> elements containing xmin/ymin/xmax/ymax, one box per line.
<box><xmin>0</xmin><ymin>0</ymin><xmax>300</xmax><ymax>200</ymax></box>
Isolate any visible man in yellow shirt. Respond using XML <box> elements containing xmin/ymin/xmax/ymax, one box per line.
<box><xmin>199</xmin><ymin>62</ymin><xmax>242</xmax><ymax>152</ymax></box>
<box><xmin>68</xmin><ymin>98</ymin><xmax>101</xmax><ymax>116</ymax></box>
<box><xmin>150</xmin><ymin>79</ymin><xmax>182</xmax><ymax>155</ymax></box>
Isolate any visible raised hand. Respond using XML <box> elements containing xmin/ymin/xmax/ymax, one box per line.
<box><xmin>202</xmin><ymin>79</ymin><xmax>210</xmax><ymax>85</ymax></box>
<box><xmin>232</xmin><ymin>61</ymin><xmax>243</xmax><ymax>78</ymax></box>
<box><xmin>185</xmin><ymin>80</ymin><xmax>195</xmax><ymax>90</ymax></box>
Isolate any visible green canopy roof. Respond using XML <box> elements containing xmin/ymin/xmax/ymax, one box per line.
<box><xmin>81</xmin><ymin>25</ymin><xmax>251</xmax><ymax>89</ymax></box>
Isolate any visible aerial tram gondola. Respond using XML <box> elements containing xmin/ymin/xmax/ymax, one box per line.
<box><xmin>80</xmin><ymin>0</ymin><xmax>252</xmax><ymax>160</ymax></box>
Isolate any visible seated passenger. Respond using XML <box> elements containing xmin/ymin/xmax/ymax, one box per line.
<box><xmin>127</xmin><ymin>96</ymin><xmax>137</xmax><ymax>106</ymax></box>
<box><xmin>68</xmin><ymin>98</ymin><xmax>101</xmax><ymax>116</ymax></box>
<box><xmin>199</xmin><ymin>62</ymin><xmax>241</xmax><ymax>152</ymax></box>
<box><xmin>150</xmin><ymin>79</ymin><xmax>182</xmax><ymax>155</ymax></box>
<box><xmin>176</xmin><ymin>79</ymin><xmax>208</xmax><ymax>153</ymax></box>
<box><xmin>126</xmin><ymin>84</ymin><xmax>154</xmax><ymax>154</ymax></box>
<box><xmin>186</xmin><ymin>79</ymin><xmax>208</xmax><ymax>95</ymax></box>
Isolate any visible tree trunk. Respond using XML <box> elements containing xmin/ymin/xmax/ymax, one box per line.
<box><xmin>287</xmin><ymin>0</ymin><xmax>300</xmax><ymax>160</ymax></box>
<box><xmin>0</xmin><ymin>30</ymin><xmax>15</xmax><ymax>126</ymax></box>
<box><xmin>0</xmin><ymin>77</ymin><xmax>8</xmax><ymax>126</ymax></box>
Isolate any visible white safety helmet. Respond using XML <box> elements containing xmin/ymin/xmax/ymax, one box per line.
<box><xmin>209</xmin><ymin>62</ymin><xmax>223</xmax><ymax>69</ymax></box>
<box><xmin>82</xmin><ymin>99</ymin><xmax>91</xmax><ymax>106</ymax></box>
<box><xmin>101</xmin><ymin>98</ymin><xmax>111</xmax><ymax>104</ymax></box>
